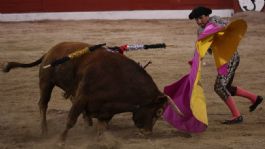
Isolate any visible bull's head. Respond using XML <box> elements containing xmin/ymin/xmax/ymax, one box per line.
<box><xmin>132</xmin><ymin>95</ymin><xmax>168</xmax><ymax>135</ymax></box>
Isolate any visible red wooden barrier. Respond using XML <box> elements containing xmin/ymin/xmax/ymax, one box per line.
<box><xmin>0</xmin><ymin>0</ymin><xmax>233</xmax><ymax>13</ymax></box>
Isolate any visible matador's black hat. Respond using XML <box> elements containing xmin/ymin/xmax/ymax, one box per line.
<box><xmin>189</xmin><ymin>6</ymin><xmax>212</xmax><ymax>20</ymax></box>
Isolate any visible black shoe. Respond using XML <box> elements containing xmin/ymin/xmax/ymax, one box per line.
<box><xmin>222</xmin><ymin>116</ymin><xmax>243</xmax><ymax>125</ymax></box>
<box><xmin>249</xmin><ymin>96</ymin><xmax>263</xmax><ymax>112</ymax></box>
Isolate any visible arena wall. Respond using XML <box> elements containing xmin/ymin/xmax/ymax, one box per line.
<box><xmin>0</xmin><ymin>0</ymin><xmax>234</xmax><ymax>13</ymax></box>
<box><xmin>0</xmin><ymin>0</ymin><xmax>264</xmax><ymax>21</ymax></box>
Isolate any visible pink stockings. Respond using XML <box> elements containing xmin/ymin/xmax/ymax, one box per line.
<box><xmin>224</xmin><ymin>86</ymin><xmax>262</xmax><ymax>120</ymax></box>
<box><xmin>225</xmin><ymin>96</ymin><xmax>241</xmax><ymax>119</ymax></box>
<box><xmin>235</xmin><ymin>86</ymin><xmax>257</xmax><ymax>103</ymax></box>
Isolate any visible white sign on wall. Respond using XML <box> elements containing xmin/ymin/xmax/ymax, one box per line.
<box><xmin>238</xmin><ymin>0</ymin><xmax>265</xmax><ymax>11</ymax></box>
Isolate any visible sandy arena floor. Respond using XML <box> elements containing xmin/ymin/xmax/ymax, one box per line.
<box><xmin>0</xmin><ymin>11</ymin><xmax>265</xmax><ymax>149</ymax></box>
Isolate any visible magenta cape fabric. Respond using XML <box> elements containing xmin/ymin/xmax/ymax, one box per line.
<box><xmin>198</xmin><ymin>22</ymin><xmax>223</xmax><ymax>40</ymax></box>
<box><xmin>163</xmin><ymin>50</ymin><xmax>206</xmax><ymax>133</ymax></box>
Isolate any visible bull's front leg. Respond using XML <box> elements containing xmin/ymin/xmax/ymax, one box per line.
<box><xmin>82</xmin><ymin>112</ymin><xmax>93</xmax><ymax>126</ymax></box>
<box><xmin>69</xmin><ymin>95</ymin><xmax>93</xmax><ymax>127</ymax></box>
<box><xmin>60</xmin><ymin>98</ymin><xmax>85</xmax><ymax>142</ymax></box>
<box><xmin>96</xmin><ymin>120</ymin><xmax>108</xmax><ymax>136</ymax></box>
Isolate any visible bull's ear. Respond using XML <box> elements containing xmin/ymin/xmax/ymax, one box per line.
<box><xmin>156</xmin><ymin>95</ymin><xmax>168</xmax><ymax>105</ymax></box>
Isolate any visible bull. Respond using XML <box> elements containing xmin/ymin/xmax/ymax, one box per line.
<box><xmin>2</xmin><ymin>42</ymin><xmax>178</xmax><ymax>141</ymax></box>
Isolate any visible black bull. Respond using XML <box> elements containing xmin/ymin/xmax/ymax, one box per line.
<box><xmin>2</xmin><ymin>42</ymin><xmax>172</xmax><ymax>141</ymax></box>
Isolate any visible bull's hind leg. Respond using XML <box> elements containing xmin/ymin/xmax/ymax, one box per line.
<box><xmin>60</xmin><ymin>99</ymin><xmax>86</xmax><ymax>142</ymax></box>
<box><xmin>96</xmin><ymin>120</ymin><xmax>108</xmax><ymax>136</ymax></box>
<box><xmin>38</xmin><ymin>82</ymin><xmax>54</xmax><ymax>136</ymax></box>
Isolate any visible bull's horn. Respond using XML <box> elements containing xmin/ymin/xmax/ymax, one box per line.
<box><xmin>166</xmin><ymin>95</ymin><xmax>184</xmax><ymax>116</ymax></box>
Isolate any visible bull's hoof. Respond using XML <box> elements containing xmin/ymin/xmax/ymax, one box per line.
<box><xmin>88</xmin><ymin>119</ymin><xmax>93</xmax><ymax>126</ymax></box>
<box><xmin>2</xmin><ymin>62</ymin><xmax>11</xmax><ymax>72</ymax></box>
<box><xmin>41</xmin><ymin>125</ymin><xmax>48</xmax><ymax>137</ymax></box>
<box><xmin>56</xmin><ymin>142</ymin><xmax>65</xmax><ymax>149</ymax></box>
<box><xmin>96</xmin><ymin>120</ymin><xmax>107</xmax><ymax>135</ymax></box>
<box><xmin>82</xmin><ymin>114</ymin><xmax>93</xmax><ymax>127</ymax></box>
<box><xmin>62</xmin><ymin>92</ymin><xmax>70</xmax><ymax>99</ymax></box>
<box><xmin>137</xmin><ymin>129</ymin><xmax>152</xmax><ymax>138</ymax></box>
<box><xmin>42</xmin><ymin>132</ymin><xmax>48</xmax><ymax>137</ymax></box>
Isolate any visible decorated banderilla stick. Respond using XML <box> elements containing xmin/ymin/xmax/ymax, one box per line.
<box><xmin>43</xmin><ymin>43</ymin><xmax>106</xmax><ymax>69</ymax></box>
<box><xmin>143</xmin><ymin>61</ymin><xmax>152</xmax><ymax>69</ymax></box>
<box><xmin>108</xmin><ymin>43</ymin><xmax>166</xmax><ymax>54</ymax></box>
<box><xmin>43</xmin><ymin>43</ymin><xmax>166</xmax><ymax>69</ymax></box>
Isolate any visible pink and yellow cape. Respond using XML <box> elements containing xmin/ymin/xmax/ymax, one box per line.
<box><xmin>163</xmin><ymin>19</ymin><xmax>247</xmax><ymax>133</ymax></box>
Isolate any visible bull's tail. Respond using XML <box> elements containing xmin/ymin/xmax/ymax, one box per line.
<box><xmin>2</xmin><ymin>55</ymin><xmax>44</xmax><ymax>73</ymax></box>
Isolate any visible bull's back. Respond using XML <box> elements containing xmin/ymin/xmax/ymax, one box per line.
<box><xmin>79</xmin><ymin>50</ymin><xmax>160</xmax><ymax>105</ymax></box>
<box><xmin>39</xmin><ymin>42</ymin><xmax>160</xmax><ymax>104</ymax></box>
<box><xmin>41</xmin><ymin>42</ymin><xmax>89</xmax><ymax>66</ymax></box>
<box><xmin>39</xmin><ymin>42</ymin><xmax>92</xmax><ymax>93</ymax></box>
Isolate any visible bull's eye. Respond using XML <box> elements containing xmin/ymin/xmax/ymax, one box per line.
<box><xmin>156</xmin><ymin>108</ymin><xmax>163</xmax><ymax>117</ymax></box>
